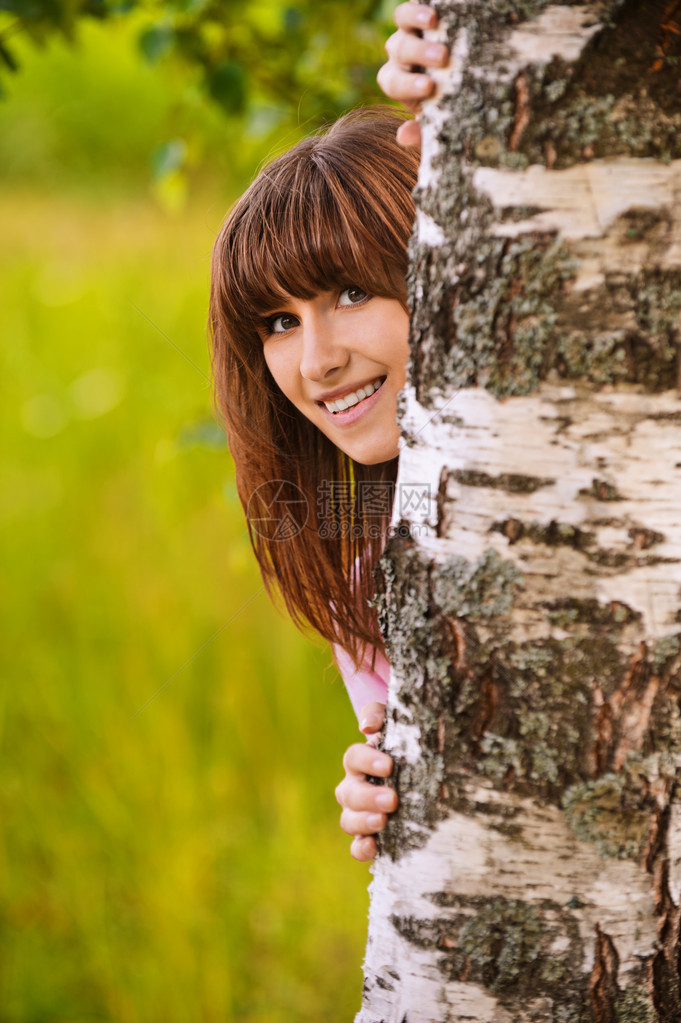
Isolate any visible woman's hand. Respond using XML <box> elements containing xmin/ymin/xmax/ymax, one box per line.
<box><xmin>377</xmin><ymin>2</ymin><xmax>448</xmax><ymax>147</ymax></box>
<box><xmin>335</xmin><ymin>702</ymin><xmax>398</xmax><ymax>862</ymax></box>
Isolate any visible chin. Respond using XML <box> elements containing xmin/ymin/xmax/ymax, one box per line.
<box><xmin>346</xmin><ymin>441</ymin><xmax>400</xmax><ymax>465</ymax></box>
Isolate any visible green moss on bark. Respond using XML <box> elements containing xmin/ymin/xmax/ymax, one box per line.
<box><xmin>520</xmin><ymin>0</ymin><xmax>681</xmax><ymax>166</ymax></box>
<box><xmin>562</xmin><ymin>762</ymin><xmax>663</xmax><ymax>858</ymax></box>
<box><xmin>615</xmin><ymin>983</ymin><xmax>656</xmax><ymax>1023</ymax></box>
<box><xmin>372</xmin><ymin>541</ymin><xmax>454</xmax><ymax>856</ymax></box>
<box><xmin>458</xmin><ymin>899</ymin><xmax>545</xmax><ymax>992</ymax></box>
<box><xmin>408</xmin><ymin>0</ymin><xmax>681</xmax><ymax>405</ymax></box>
<box><xmin>393</xmin><ymin>891</ymin><xmax>588</xmax><ymax>1012</ymax></box>
<box><xmin>432</xmin><ymin>549</ymin><xmax>523</xmax><ymax>621</ymax></box>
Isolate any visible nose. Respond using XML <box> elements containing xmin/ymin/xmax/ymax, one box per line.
<box><xmin>299</xmin><ymin>315</ymin><xmax>349</xmax><ymax>381</ymax></box>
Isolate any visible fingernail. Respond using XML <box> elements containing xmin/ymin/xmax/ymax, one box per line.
<box><xmin>377</xmin><ymin>791</ymin><xmax>396</xmax><ymax>810</ymax></box>
<box><xmin>425</xmin><ymin>43</ymin><xmax>444</xmax><ymax>62</ymax></box>
<box><xmin>360</xmin><ymin>714</ymin><xmax>382</xmax><ymax>732</ymax></box>
<box><xmin>417</xmin><ymin>8</ymin><xmax>434</xmax><ymax>25</ymax></box>
<box><xmin>372</xmin><ymin>756</ymin><xmax>389</xmax><ymax>774</ymax></box>
<box><xmin>415</xmin><ymin>75</ymin><xmax>432</xmax><ymax>94</ymax></box>
<box><xmin>367</xmin><ymin>813</ymin><xmax>384</xmax><ymax>829</ymax></box>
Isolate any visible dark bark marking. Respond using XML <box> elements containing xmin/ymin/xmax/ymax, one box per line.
<box><xmin>579</xmin><ymin>479</ymin><xmax>624</xmax><ymax>502</ymax></box>
<box><xmin>594</xmin><ymin>701</ymin><xmax>615</xmax><ymax>778</ymax></box>
<box><xmin>509</xmin><ymin>70</ymin><xmax>531</xmax><ymax>152</ymax></box>
<box><xmin>471</xmin><ymin>667</ymin><xmax>501</xmax><ymax>749</ymax></box>
<box><xmin>491</xmin><ymin>517</ymin><xmax>594</xmax><ymax>550</ymax></box>
<box><xmin>608</xmin><ymin>644</ymin><xmax>652</xmax><ymax>764</ymax></box>
<box><xmin>651</xmin><ymin>0</ymin><xmax>681</xmax><ymax>72</ymax></box>
<box><xmin>630</xmin><ymin>527</ymin><xmax>666</xmax><ymax>550</ymax></box>
<box><xmin>544</xmin><ymin>598</ymin><xmax>641</xmax><ymax>631</ymax></box>
<box><xmin>651</xmin><ymin>412</ymin><xmax>681</xmax><ymax>423</ymax></box>
<box><xmin>450</xmin><ymin>469</ymin><xmax>555</xmax><ymax>493</ymax></box>
<box><xmin>651</xmin><ymin>868</ymin><xmax>681</xmax><ymax>1022</ymax></box>
<box><xmin>589</xmin><ymin>925</ymin><xmax>620</xmax><ymax>1023</ymax></box>
<box><xmin>489</xmin><ymin>514</ymin><xmax>673</xmax><ymax>571</ymax></box>
<box><xmin>645</xmin><ymin>803</ymin><xmax>670</xmax><ymax>875</ymax></box>
<box><xmin>591</xmin><ymin>643</ymin><xmax>656</xmax><ymax>773</ymax></box>
<box><xmin>495</xmin><ymin>516</ymin><xmax>524</xmax><ymax>544</ymax></box>
<box><xmin>436</xmin><ymin>466</ymin><xmax>451</xmax><ymax>540</ymax></box>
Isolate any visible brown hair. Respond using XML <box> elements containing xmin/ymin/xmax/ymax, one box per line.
<box><xmin>209</xmin><ymin>108</ymin><xmax>418</xmax><ymax>662</ymax></box>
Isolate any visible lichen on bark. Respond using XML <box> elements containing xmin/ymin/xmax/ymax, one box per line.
<box><xmin>358</xmin><ymin>0</ymin><xmax>681</xmax><ymax>1016</ymax></box>
<box><xmin>519</xmin><ymin>0</ymin><xmax>681</xmax><ymax>166</ymax></box>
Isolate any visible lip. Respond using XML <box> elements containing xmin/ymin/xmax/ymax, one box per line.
<box><xmin>317</xmin><ymin>377</ymin><xmax>387</xmax><ymax>427</ymax></box>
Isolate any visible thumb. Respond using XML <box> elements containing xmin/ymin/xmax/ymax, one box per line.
<box><xmin>359</xmin><ymin>702</ymin><xmax>386</xmax><ymax>736</ymax></box>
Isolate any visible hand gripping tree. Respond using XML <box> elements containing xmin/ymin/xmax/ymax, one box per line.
<box><xmin>357</xmin><ymin>0</ymin><xmax>681</xmax><ymax>1020</ymax></box>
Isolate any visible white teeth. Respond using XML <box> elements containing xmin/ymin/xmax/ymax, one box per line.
<box><xmin>323</xmin><ymin>378</ymin><xmax>384</xmax><ymax>414</ymax></box>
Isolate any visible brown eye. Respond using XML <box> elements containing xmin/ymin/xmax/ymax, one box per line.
<box><xmin>269</xmin><ymin>313</ymin><xmax>299</xmax><ymax>334</ymax></box>
<box><xmin>338</xmin><ymin>286</ymin><xmax>369</xmax><ymax>307</ymax></box>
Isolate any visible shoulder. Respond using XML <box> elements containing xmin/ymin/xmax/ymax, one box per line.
<box><xmin>334</xmin><ymin>644</ymin><xmax>390</xmax><ymax>720</ymax></box>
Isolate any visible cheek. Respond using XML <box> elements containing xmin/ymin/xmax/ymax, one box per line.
<box><xmin>263</xmin><ymin>348</ymin><xmax>294</xmax><ymax>401</ymax></box>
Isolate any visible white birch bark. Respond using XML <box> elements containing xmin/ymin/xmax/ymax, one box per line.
<box><xmin>358</xmin><ymin>1</ymin><xmax>681</xmax><ymax>1020</ymax></box>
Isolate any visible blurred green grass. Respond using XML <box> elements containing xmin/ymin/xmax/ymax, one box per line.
<box><xmin>0</xmin><ymin>18</ymin><xmax>375</xmax><ymax>1023</ymax></box>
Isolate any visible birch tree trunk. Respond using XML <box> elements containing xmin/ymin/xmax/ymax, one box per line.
<box><xmin>357</xmin><ymin>0</ymin><xmax>681</xmax><ymax>1019</ymax></box>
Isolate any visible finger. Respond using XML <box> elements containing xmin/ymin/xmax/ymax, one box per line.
<box><xmin>350</xmin><ymin>835</ymin><xmax>377</xmax><ymax>862</ymax></box>
<box><xmin>377</xmin><ymin>63</ymin><xmax>434</xmax><ymax>108</ymax></box>
<box><xmin>385</xmin><ymin>31</ymin><xmax>448</xmax><ymax>69</ymax></box>
<box><xmin>339</xmin><ymin>779</ymin><xmax>398</xmax><ymax>814</ymax></box>
<box><xmin>342</xmin><ymin>743</ymin><xmax>393</xmax><ymax>777</ymax></box>
<box><xmin>394</xmin><ymin>1</ymin><xmax>438</xmax><ymax>32</ymax></box>
<box><xmin>359</xmin><ymin>702</ymin><xmax>386</xmax><ymax>735</ymax></box>
<box><xmin>397</xmin><ymin>118</ymin><xmax>423</xmax><ymax>148</ymax></box>
<box><xmin>341</xmin><ymin>808</ymin><xmax>387</xmax><ymax>836</ymax></box>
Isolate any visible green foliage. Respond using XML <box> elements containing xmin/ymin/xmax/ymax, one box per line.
<box><xmin>0</xmin><ymin>189</ymin><xmax>369</xmax><ymax>1022</ymax></box>
<box><xmin>1</xmin><ymin>0</ymin><xmax>394</xmax><ymax>125</ymax></box>
<box><xmin>0</xmin><ymin>15</ymin><xmax>384</xmax><ymax>1017</ymax></box>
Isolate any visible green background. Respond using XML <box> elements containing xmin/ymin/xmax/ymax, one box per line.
<box><xmin>0</xmin><ymin>9</ymin><xmax>392</xmax><ymax>1019</ymax></box>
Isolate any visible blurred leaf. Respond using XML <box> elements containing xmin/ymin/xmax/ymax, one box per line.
<box><xmin>151</xmin><ymin>137</ymin><xmax>186</xmax><ymax>179</ymax></box>
<box><xmin>1</xmin><ymin>0</ymin><xmax>394</xmax><ymax>182</ymax></box>
<box><xmin>283</xmin><ymin>5</ymin><xmax>304</xmax><ymax>32</ymax></box>
<box><xmin>0</xmin><ymin>38</ymin><xmax>18</xmax><ymax>71</ymax></box>
<box><xmin>178</xmin><ymin>420</ymin><xmax>228</xmax><ymax>450</ymax></box>
<box><xmin>206</xmin><ymin>59</ymin><xmax>245</xmax><ymax>115</ymax></box>
<box><xmin>150</xmin><ymin>165</ymin><xmax>187</xmax><ymax>210</ymax></box>
<box><xmin>244</xmin><ymin>102</ymin><xmax>287</xmax><ymax>140</ymax></box>
<box><xmin>139</xmin><ymin>20</ymin><xmax>175</xmax><ymax>63</ymax></box>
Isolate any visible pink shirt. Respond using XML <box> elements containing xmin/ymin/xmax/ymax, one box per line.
<box><xmin>333</xmin><ymin>643</ymin><xmax>390</xmax><ymax>720</ymax></box>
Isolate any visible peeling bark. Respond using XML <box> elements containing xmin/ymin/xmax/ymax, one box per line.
<box><xmin>357</xmin><ymin>0</ymin><xmax>681</xmax><ymax>1019</ymax></box>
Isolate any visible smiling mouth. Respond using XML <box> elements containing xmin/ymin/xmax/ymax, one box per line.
<box><xmin>322</xmin><ymin>377</ymin><xmax>386</xmax><ymax>414</ymax></box>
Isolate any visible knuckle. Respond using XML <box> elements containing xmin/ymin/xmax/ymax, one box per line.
<box><xmin>340</xmin><ymin>810</ymin><xmax>356</xmax><ymax>836</ymax></box>
<box><xmin>384</xmin><ymin>32</ymin><xmax>399</xmax><ymax>57</ymax></box>
<box><xmin>341</xmin><ymin>746</ymin><xmax>355</xmax><ymax>772</ymax></box>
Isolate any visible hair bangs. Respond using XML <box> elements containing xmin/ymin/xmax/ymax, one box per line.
<box><xmin>210</xmin><ymin>108</ymin><xmax>420</xmax><ymax>663</ymax></box>
<box><xmin>217</xmin><ymin>138</ymin><xmax>410</xmax><ymax>336</ymax></box>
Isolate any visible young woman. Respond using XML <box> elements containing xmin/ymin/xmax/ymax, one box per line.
<box><xmin>210</xmin><ymin>5</ymin><xmax>447</xmax><ymax>862</ymax></box>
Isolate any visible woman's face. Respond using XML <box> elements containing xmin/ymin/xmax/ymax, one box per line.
<box><xmin>260</xmin><ymin>287</ymin><xmax>410</xmax><ymax>465</ymax></box>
